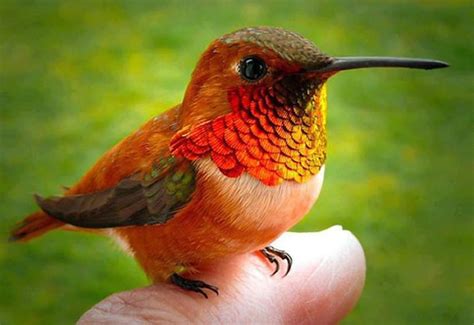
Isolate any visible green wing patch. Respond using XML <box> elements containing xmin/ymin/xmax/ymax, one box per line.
<box><xmin>35</xmin><ymin>157</ymin><xmax>195</xmax><ymax>228</ymax></box>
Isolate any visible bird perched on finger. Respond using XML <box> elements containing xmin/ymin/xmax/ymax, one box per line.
<box><xmin>10</xmin><ymin>26</ymin><xmax>448</xmax><ymax>298</ymax></box>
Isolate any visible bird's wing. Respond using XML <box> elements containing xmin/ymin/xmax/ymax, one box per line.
<box><xmin>34</xmin><ymin>157</ymin><xmax>195</xmax><ymax>228</ymax></box>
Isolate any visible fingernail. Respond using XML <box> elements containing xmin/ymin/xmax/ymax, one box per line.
<box><xmin>327</xmin><ymin>225</ymin><xmax>344</xmax><ymax>232</ymax></box>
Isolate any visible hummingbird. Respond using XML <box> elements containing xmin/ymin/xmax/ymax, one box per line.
<box><xmin>10</xmin><ymin>27</ymin><xmax>448</xmax><ymax>298</ymax></box>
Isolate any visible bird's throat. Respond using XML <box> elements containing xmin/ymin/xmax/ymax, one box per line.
<box><xmin>170</xmin><ymin>81</ymin><xmax>328</xmax><ymax>186</ymax></box>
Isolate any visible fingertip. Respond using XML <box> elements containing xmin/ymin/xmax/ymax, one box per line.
<box><xmin>319</xmin><ymin>227</ymin><xmax>366</xmax><ymax>322</ymax></box>
<box><xmin>273</xmin><ymin>227</ymin><xmax>366</xmax><ymax>324</ymax></box>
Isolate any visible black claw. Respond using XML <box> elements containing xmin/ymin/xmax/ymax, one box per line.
<box><xmin>261</xmin><ymin>248</ymin><xmax>281</xmax><ymax>276</ymax></box>
<box><xmin>271</xmin><ymin>262</ymin><xmax>280</xmax><ymax>276</ymax></box>
<box><xmin>260</xmin><ymin>246</ymin><xmax>293</xmax><ymax>277</ymax></box>
<box><xmin>170</xmin><ymin>273</ymin><xmax>219</xmax><ymax>299</ymax></box>
<box><xmin>283</xmin><ymin>254</ymin><xmax>293</xmax><ymax>277</ymax></box>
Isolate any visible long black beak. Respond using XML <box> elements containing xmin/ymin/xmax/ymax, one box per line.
<box><xmin>315</xmin><ymin>56</ymin><xmax>449</xmax><ymax>73</ymax></box>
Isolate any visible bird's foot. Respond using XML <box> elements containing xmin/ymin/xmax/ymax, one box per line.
<box><xmin>260</xmin><ymin>246</ymin><xmax>293</xmax><ymax>277</ymax></box>
<box><xmin>170</xmin><ymin>273</ymin><xmax>219</xmax><ymax>299</ymax></box>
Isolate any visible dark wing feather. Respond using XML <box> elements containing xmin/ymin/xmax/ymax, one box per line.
<box><xmin>35</xmin><ymin>158</ymin><xmax>195</xmax><ymax>228</ymax></box>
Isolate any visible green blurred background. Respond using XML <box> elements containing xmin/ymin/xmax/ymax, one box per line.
<box><xmin>1</xmin><ymin>0</ymin><xmax>472</xmax><ymax>323</ymax></box>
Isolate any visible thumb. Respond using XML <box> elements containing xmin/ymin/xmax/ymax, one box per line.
<box><xmin>79</xmin><ymin>226</ymin><xmax>365</xmax><ymax>324</ymax></box>
<box><xmin>269</xmin><ymin>227</ymin><xmax>366</xmax><ymax>324</ymax></box>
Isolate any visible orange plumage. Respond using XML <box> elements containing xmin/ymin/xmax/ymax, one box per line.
<box><xmin>10</xmin><ymin>26</ymin><xmax>447</xmax><ymax>296</ymax></box>
<box><xmin>170</xmin><ymin>82</ymin><xmax>327</xmax><ymax>185</ymax></box>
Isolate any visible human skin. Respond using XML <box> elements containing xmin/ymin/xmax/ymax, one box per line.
<box><xmin>79</xmin><ymin>226</ymin><xmax>365</xmax><ymax>324</ymax></box>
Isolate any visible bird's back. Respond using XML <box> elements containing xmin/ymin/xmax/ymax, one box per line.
<box><xmin>10</xmin><ymin>105</ymin><xmax>182</xmax><ymax>241</ymax></box>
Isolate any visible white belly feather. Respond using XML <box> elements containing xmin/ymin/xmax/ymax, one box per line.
<box><xmin>195</xmin><ymin>158</ymin><xmax>325</xmax><ymax>233</ymax></box>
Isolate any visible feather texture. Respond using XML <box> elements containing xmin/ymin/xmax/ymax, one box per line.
<box><xmin>35</xmin><ymin>157</ymin><xmax>195</xmax><ymax>228</ymax></box>
<box><xmin>171</xmin><ymin>79</ymin><xmax>328</xmax><ymax>186</ymax></box>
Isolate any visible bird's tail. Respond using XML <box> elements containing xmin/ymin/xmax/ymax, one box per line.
<box><xmin>9</xmin><ymin>211</ymin><xmax>63</xmax><ymax>242</ymax></box>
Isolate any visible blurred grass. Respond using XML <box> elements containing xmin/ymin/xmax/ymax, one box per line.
<box><xmin>0</xmin><ymin>0</ymin><xmax>472</xmax><ymax>323</ymax></box>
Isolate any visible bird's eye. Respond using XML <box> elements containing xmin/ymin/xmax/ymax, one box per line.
<box><xmin>239</xmin><ymin>56</ymin><xmax>267</xmax><ymax>81</ymax></box>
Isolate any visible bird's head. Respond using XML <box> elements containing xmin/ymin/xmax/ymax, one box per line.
<box><xmin>180</xmin><ymin>26</ymin><xmax>447</xmax><ymax>125</ymax></box>
<box><xmin>172</xmin><ymin>27</ymin><xmax>447</xmax><ymax>185</ymax></box>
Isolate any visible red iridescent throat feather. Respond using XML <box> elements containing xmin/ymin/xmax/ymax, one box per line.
<box><xmin>170</xmin><ymin>79</ymin><xmax>327</xmax><ymax>186</ymax></box>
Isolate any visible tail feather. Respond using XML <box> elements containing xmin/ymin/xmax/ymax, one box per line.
<box><xmin>9</xmin><ymin>211</ymin><xmax>63</xmax><ymax>242</ymax></box>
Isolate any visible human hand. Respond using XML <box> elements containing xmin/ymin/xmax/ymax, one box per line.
<box><xmin>79</xmin><ymin>226</ymin><xmax>365</xmax><ymax>324</ymax></box>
